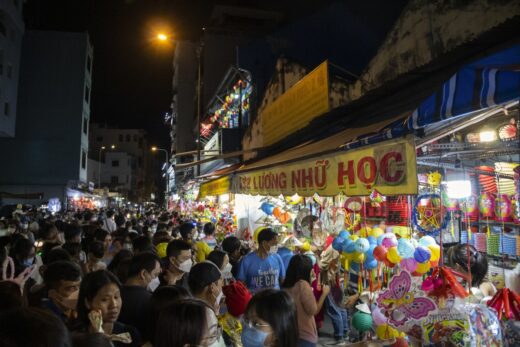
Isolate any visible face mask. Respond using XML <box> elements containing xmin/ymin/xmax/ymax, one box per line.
<box><xmin>0</xmin><ymin>229</ymin><xmax>7</xmax><ymax>237</ymax></box>
<box><xmin>151</xmin><ymin>226</ymin><xmax>157</xmax><ymax>233</ymax></box>
<box><xmin>147</xmin><ymin>277</ymin><xmax>161</xmax><ymax>292</ymax></box>
<box><xmin>20</xmin><ymin>223</ymin><xmax>29</xmax><ymax>230</ymax></box>
<box><xmin>269</xmin><ymin>245</ymin><xmax>278</xmax><ymax>255</ymax></box>
<box><xmin>214</xmin><ymin>287</ymin><xmax>224</xmax><ymax>307</ymax></box>
<box><xmin>241</xmin><ymin>325</ymin><xmax>269</xmax><ymax>347</ymax></box>
<box><xmin>177</xmin><ymin>258</ymin><xmax>193</xmax><ymax>273</ymax></box>
<box><xmin>123</xmin><ymin>243</ymin><xmax>133</xmax><ymax>251</ymax></box>
<box><xmin>22</xmin><ymin>257</ymin><xmax>35</xmax><ymax>267</ymax></box>
<box><xmin>222</xmin><ymin>263</ymin><xmax>233</xmax><ymax>276</ymax></box>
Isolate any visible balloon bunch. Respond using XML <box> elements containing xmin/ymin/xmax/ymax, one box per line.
<box><xmin>372</xmin><ymin>235</ymin><xmax>440</xmax><ymax>275</ymax></box>
<box><xmin>332</xmin><ymin>228</ymin><xmax>385</xmax><ymax>270</ymax></box>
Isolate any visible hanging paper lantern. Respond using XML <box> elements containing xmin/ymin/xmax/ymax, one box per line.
<box><xmin>397</xmin><ymin>238</ymin><xmax>415</xmax><ymax>259</ymax></box>
<box><xmin>381</xmin><ymin>234</ymin><xmax>398</xmax><ymax>248</ymax></box>
<box><xmin>413</xmin><ymin>194</ymin><xmax>448</xmax><ymax>236</ymax></box>
<box><xmin>355</xmin><ymin>238</ymin><xmax>370</xmax><ymax>253</ymax></box>
<box><xmin>415</xmin><ymin>261</ymin><xmax>431</xmax><ymax>274</ymax></box>
<box><xmin>441</xmin><ymin>191</ymin><xmax>459</xmax><ymax>211</ymax></box>
<box><xmin>332</xmin><ymin>237</ymin><xmax>346</xmax><ymax>252</ymax></box>
<box><xmin>414</xmin><ymin>246</ymin><xmax>431</xmax><ymax>263</ymax></box>
<box><xmin>352</xmin><ymin>312</ymin><xmax>373</xmax><ymax>332</ymax></box>
<box><xmin>418</xmin><ymin>236</ymin><xmax>436</xmax><ymax>248</ymax></box>
<box><xmin>428</xmin><ymin>244</ymin><xmax>440</xmax><ymax>262</ymax></box>
<box><xmin>364</xmin><ymin>258</ymin><xmax>378</xmax><ymax>270</ymax></box>
<box><xmin>400</xmin><ymin>258</ymin><xmax>418</xmax><ymax>272</ymax></box>
<box><xmin>386</xmin><ymin>247</ymin><xmax>401</xmax><ymax>264</ymax></box>
<box><xmin>479</xmin><ymin>192</ymin><xmax>496</xmax><ymax>218</ymax></box>
<box><xmin>373</xmin><ymin>246</ymin><xmax>388</xmax><ymax>262</ymax></box>
<box><xmin>427</xmin><ymin>171</ymin><xmax>442</xmax><ymax>187</ymax></box>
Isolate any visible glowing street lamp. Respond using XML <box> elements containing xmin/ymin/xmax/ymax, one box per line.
<box><xmin>157</xmin><ymin>33</ymin><xmax>168</xmax><ymax>41</ymax></box>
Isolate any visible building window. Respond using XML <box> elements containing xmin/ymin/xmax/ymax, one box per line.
<box><xmin>96</xmin><ymin>136</ymin><xmax>103</xmax><ymax>142</ymax></box>
<box><xmin>112</xmin><ymin>160</ymin><xmax>119</xmax><ymax>167</ymax></box>
<box><xmin>7</xmin><ymin>64</ymin><xmax>12</xmax><ymax>79</ymax></box>
<box><xmin>119</xmin><ymin>134</ymin><xmax>123</xmax><ymax>142</ymax></box>
<box><xmin>133</xmin><ymin>134</ymin><xmax>138</xmax><ymax>142</ymax></box>
<box><xmin>4</xmin><ymin>102</ymin><xmax>9</xmax><ymax>116</ymax></box>
<box><xmin>111</xmin><ymin>176</ymin><xmax>119</xmax><ymax>185</ymax></box>
<box><xmin>83</xmin><ymin>117</ymin><xmax>88</xmax><ymax>135</ymax></box>
<box><xmin>86</xmin><ymin>55</ymin><xmax>92</xmax><ymax>73</ymax></box>
<box><xmin>126</xmin><ymin>134</ymin><xmax>131</xmax><ymax>142</ymax></box>
<box><xmin>84</xmin><ymin>85</ymin><xmax>90</xmax><ymax>103</ymax></box>
<box><xmin>81</xmin><ymin>151</ymin><xmax>87</xmax><ymax>169</ymax></box>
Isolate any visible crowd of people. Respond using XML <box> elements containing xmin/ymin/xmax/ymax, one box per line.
<box><xmin>0</xmin><ymin>206</ymin><xmax>496</xmax><ymax>347</ymax></box>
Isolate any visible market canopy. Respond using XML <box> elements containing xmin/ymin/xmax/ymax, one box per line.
<box><xmin>198</xmin><ymin>176</ymin><xmax>231</xmax><ymax>199</ymax></box>
<box><xmin>406</xmin><ymin>44</ymin><xmax>520</xmax><ymax>130</ymax></box>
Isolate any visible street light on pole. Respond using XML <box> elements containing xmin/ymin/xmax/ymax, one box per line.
<box><xmin>98</xmin><ymin>145</ymin><xmax>115</xmax><ymax>189</ymax></box>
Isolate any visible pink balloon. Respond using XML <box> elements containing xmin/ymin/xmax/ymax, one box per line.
<box><xmin>372</xmin><ymin>307</ymin><xmax>387</xmax><ymax>325</ymax></box>
<box><xmin>382</xmin><ymin>235</ymin><xmax>397</xmax><ymax>248</ymax></box>
<box><xmin>400</xmin><ymin>258</ymin><xmax>418</xmax><ymax>272</ymax></box>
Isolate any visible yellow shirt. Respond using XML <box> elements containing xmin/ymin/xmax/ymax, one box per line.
<box><xmin>195</xmin><ymin>240</ymin><xmax>213</xmax><ymax>263</ymax></box>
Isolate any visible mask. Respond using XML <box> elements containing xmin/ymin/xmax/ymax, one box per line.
<box><xmin>0</xmin><ymin>229</ymin><xmax>7</xmax><ymax>237</ymax></box>
<box><xmin>20</xmin><ymin>223</ymin><xmax>29</xmax><ymax>230</ymax></box>
<box><xmin>269</xmin><ymin>245</ymin><xmax>278</xmax><ymax>255</ymax></box>
<box><xmin>214</xmin><ymin>288</ymin><xmax>224</xmax><ymax>307</ymax></box>
<box><xmin>123</xmin><ymin>243</ymin><xmax>133</xmax><ymax>251</ymax></box>
<box><xmin>177</xmin><ymin>259</ymin><xmax>193</xmax><ymax>273</ymax></box>
<box><xmin>22</xmin><ymin>257</ymin><xmax>35</xmax><ymax>267</ymax></box>
<box><xmin>147</xmin><ymin>277</ymin><xmax>161</xmax><ymax>292</ymax></box>
<box><xmin>151</xmin><ymin>226</ymin><xmax>157</xmax><ymax>233</ymax></box>
<box><xmin>241</xmin><ymin>325</ymin><xmax>269</xmax><ymax>347</ymax></box>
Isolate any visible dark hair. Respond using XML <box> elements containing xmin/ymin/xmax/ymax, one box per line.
<box><xmin>147</xmin><ymin>285</ymin><xmax>190</xmax><ymax>343</ymax></box>
<box><xmin>154</xmin><ymin>298</ymin><xmax>212</xmax><ymax>347</ymax></box>
<box><xmin>62</xmin><ymin>242</ymin><xmax>83</xmax><ymax>259</ymax></box>
<box><xmin>43</xmin><ymin>261</ymin><xmax>81</xmax><ymax>290</ymax></box>
<box><xmin>64</xmin><ymin>225</ymin><xmax>82</xmax><ymax>242</ymax></box>
<box><xmin>133</xmin><ymin>235</ymin><xmax>153</xmax><ymax>253</ymax></box>
<box><xmin>246</xmin><ymin>289</ymin><xmax>298</xmax><ymax>347</ymax></box>
<box><xmin>203</xmin><ymin>223</ymin><xmax>215</xmax><ymax>236</ymax></box>
<box><xmin>166</xmin><ymin>239</ymin><xmax>191</xmax><ymax>259</ymax></box>
<box><xmin>207</xmin><ymin>250</ymin><xmax>227</xmax><ymax>270</ymax></box>
<box><xmin>222</xmin><ymin>236</ymin><xmax>241</xmax><ymax>254</ymax></box>
<box><xmin>282</xmin><ymin>254</ymin><xmax>312</xmax><ymax>288</ymax></box>
<box><xmin>108</xmin><ymin>249</ymin><xmax>133</xmax><ymax>273</ymax></box>
<box><xmin>179</xmin><ymin>222</ymin><xmax>195</xmax><ymax>240</ymax></box>
<box><xmin>77</xmin><ymin>270</ymin><xmax>121</xmax><ymax>326</ymax></box>
<box><xmin>448</xmin><ymin>244</ymin><xmax>488</xmax><ymax>286</ymax></box>
<box><xmin>39</xmin><ymin>223</ymin><xmax>58</xmax><ymax>240</ymax></box>
<box><xmin>188</xmin><ymin>262</ymin><xmax>222</xmax><ymax>295</ymax></box>
<box><xmin>43</xmin><ymin>248</ymin><xmax>72</xmax><ymax>265</ymax></box>
<box><xmin>257</xmin><ymin>228</ymin><xmax>278</xmax><ymax>244</ymax></box>
<box><xmin>0</xmin><ymin>281</ymin><xmax>26</xmax><ymax>310</ymax></box>
<box><xmin>88</xmin><ymin>241</ymin><xmax>105</xmax><ymax>259</ymax></box>
<box><xmin>0</xmin><ymin>307</ymin><xmax>71</xmax><ymax>347</ymax></box>
<box><xmin>153</xmin><ymin>231</ymin><xmax>171</xmax><ymax>245</ymax></box>
<box><xmin>127</xmin><ymin>252</ymin><xmax>160</xmax><ymax>279</ymax></box>
<box><xmin>11</xmin><ymin>237</ymin><xmax>34</xmax><ymax>260</ymax></box>
<box><xmin>71</xmin><ymin>332</ymin><xmax>113</xmax><ymax>347</ymax></box>
<box><xmin>93</xmin><ymin>229</ymin><xmax>109</xmax><ymax>243</ymax></box>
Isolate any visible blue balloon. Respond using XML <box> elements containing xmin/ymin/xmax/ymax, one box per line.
<box><xmin>377</xmin><ymin>235</ymin><xmax>386</xmax><ymax>246</ymax></box>
<box><xmin>332</xmin><ymin>237</ymin><xmax>346</xmax><ymax>251</ymax></box>
<box><xmin>350</xmin><ymin>262</ymin><xmax>360</xmax><ymax>272</ymax></box>
<box><xmin>342</xmin><ymin>239</ymin><xmax>353</xmax><ymax>253</ymax></box>
<box><xmin>355</xmin><ymin>238</ymin><xmax>370</xmax><ymax>253</ymax></box>
<box><xmin>338</xmin><ymin>230</ymin><xmax>350</xmax><ymax>239</ymax></box>
<box><xmin>366</xmin><ymin>244</ymin><xmax>377</xmax><ymax>260</ymax></box>
<box><xmin>260</xmin><ymin>202</ymin><xmax>275</xmax><ymax>215</ymax></box>
<box><xmin>364</xmin><ymin>258</ymin><xmax>378</xmax><ymax>270</ymax></box>
<box><xmin>345</xmin><ymin>242</ymin><xmax>357</xmax><ymax>254</ymax></box>
<box><xmin>414</xmin><ymin>246</ymin><xmax>432</xmax><ymax>263</ymax></box>
<box><xmin>397</xmin><ymin>238</ymin><xmax>415</xmax><ymax>259</ymax></box>
<box><xmin>367</xmin><ymin>236</ymin><xmax>377</xmax><ymax>245</ymax></box>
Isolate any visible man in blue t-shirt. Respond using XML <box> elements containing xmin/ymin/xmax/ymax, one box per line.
<box><xmin>238</xmin><ymin>228</ymin><xmax>285</xmax><ymax>293</ymax></box>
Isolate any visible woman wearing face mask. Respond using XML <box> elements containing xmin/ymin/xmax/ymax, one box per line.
<box><xmin>155</xmin><ymin>298</ymin><xmax>225</xmax><ymax>347</ymax></box>
<box><xmin>282</xmin><ymin>254</ymin><xmax>330</xmax><ymax>347</ymax></box>
<box><xmin>242</xmin><ymin>289</ymin><xmax>298</xmax><ymax>347</ymax></box>
<box><xmin>74</xmin><ymin>270</ymin><xmax>142</xmax><ymax>347</ymax></box>
<box><xmin>207</xmin><ymin>250</ymin><xmax>233</xmax><ymax>284</ymax></box>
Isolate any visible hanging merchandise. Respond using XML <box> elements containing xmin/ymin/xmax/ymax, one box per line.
<box><xmin>412</xmin><ymin>194</ymin><xmax>448</xmax><ymax>236</ymax></box>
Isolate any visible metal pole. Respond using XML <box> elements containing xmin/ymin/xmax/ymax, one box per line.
<box><xmin>98</xmin><ymin>147</ymin><xmax>103</xmax><ymax>189</ymax></box>
<box><xmin>196</xmin><ymin>41</ymin><xmax>204</xmax><ymax>177</ymax></box>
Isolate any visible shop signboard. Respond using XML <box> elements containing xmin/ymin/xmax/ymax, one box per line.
<box><xmin>198</xmin><ymin>176</ymin><xmax>231</xmax><ymax>199</ymax></box>
<box><xmin>261</xmin><ymin>61</ymin><xmax>330</xmax><ymax>146</ymax></box>
<box><xmin>233</xmin><ymin>135</ymin><xmax>418</xmax><ymax>197</ymax></box>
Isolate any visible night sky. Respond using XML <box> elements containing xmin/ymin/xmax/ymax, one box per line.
<box><xmin>22</xmin><ymin>0</ymin><xmax>346</xmax><ymax>149</ymax></box>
